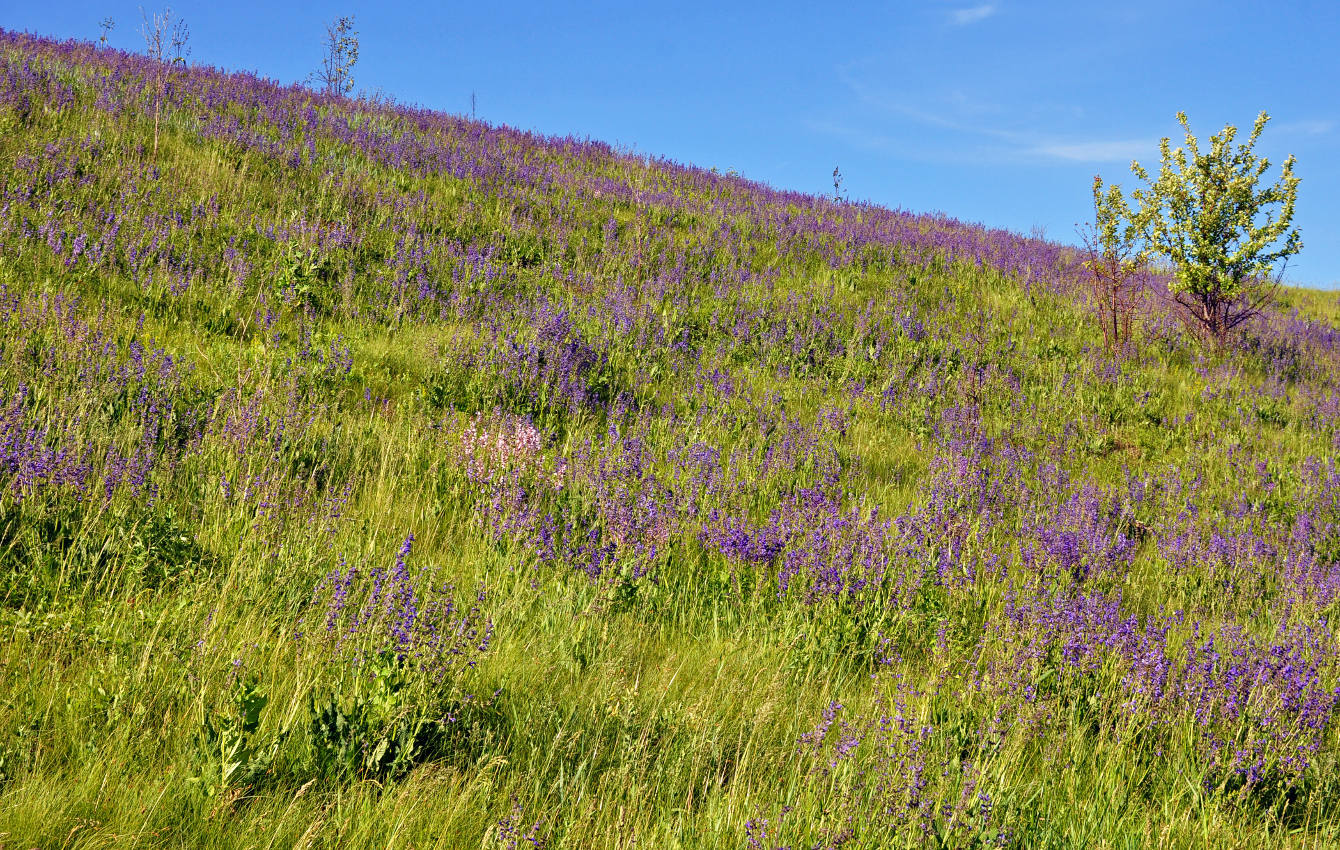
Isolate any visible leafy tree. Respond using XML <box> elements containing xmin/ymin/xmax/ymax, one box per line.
<box><xmin>1101</xmin><ymin>112</ymin><xmax>1301</xmax><ymax>345</ymax></box>
<box><xmin>316</xmin><ymin>16</ymin><xmax>359</xmax><ymax>98</ymax></box>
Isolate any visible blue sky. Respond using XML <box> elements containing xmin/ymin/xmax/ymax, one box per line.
<box><xmin>7</xmin><ymin>1</ymin><xmax>1338</xmax><ymax>288</ymax></box>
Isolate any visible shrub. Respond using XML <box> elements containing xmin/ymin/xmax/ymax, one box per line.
<box><xmin>1083</xmin><ymin>175</ymin><xmax>1146</xmax><ymax>353</ymax></box>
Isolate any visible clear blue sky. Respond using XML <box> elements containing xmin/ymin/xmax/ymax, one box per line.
<box><xmin>7</xmin><ymin>1</ymin><xmax>1339</xmax><ymax>288</ymax></box>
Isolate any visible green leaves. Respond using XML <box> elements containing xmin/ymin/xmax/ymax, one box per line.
<box><xmin>308</xmin><ymin>651</ymin><xmax>437</xmax><ymax>782</ymax></box>
<box><xmin>189</xmin><ymin>673</ymin><xmax>280</xmax><ymax>799</ymax></box>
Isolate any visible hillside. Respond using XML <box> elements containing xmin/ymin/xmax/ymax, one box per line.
<box><xmin>2</xmin><ymin>30</ymin><xmax>1340</xmax><ymax>848</ymax></box>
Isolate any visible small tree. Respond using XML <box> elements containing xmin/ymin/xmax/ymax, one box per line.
<box><xmin>316</xmin><ymin>16</ymin><xmax>359</xmax><ymax>98</ymax></box>
<box><xmin>1084</xmin><ymin>175</ymin><xmax>1146</xmax><ymax>353</ymax></box>
<box><xmin>1123</xmin><ymin>111</ymin><xmax>1301</xmax><ymax>345</ymax></box>
<box><xmin>139</xmin><ymin>6</ymin><xmax>189</xmax><ymax>156</ymax></box>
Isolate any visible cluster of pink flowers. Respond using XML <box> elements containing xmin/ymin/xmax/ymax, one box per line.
<box><xmin>458</xmin><ymin>411</ymin><xmax>565</xmax><ymax>491</ymax></box>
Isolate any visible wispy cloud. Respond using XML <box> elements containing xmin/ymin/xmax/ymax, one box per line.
<box><xmin>804</xmin><ymin>119</ymin><xmax>897</xmax><ymax>153</ymax></box>
<box><xmin>951</xmin><ymin>4</ymin><xmax>997</xmax><ymax>25</ymax></box>
<box><xmin>1271</xmin><ymin>118</ymin><xmax>1335</xmax><ymax>138</ymax></box>
<box><xmin>1029</xmin><ymin>139</ymin><xmax>1153</xmax><ymax>163</ymax></box>
<box><xmin>828</xmin><ymin>56</ymin><xmax>1163</xmax><ymax>166</ymax></box>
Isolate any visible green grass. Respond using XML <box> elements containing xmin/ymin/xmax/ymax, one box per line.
<box><xmin>2</xmin><ymin>33</ymin><xmax>1340</xmax><ymax>849</ymax></box>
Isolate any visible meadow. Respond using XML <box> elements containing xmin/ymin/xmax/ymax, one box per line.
<box><xmin>2</xmin><ymin>30</ymin><xmax>1340</xmax><ymax>848</ymax></box>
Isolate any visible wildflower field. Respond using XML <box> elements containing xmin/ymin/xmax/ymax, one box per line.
<box><xmin>3</xmin><ymin>30</ymin><xmax>1340</xmax><ymax>848</ymax></box>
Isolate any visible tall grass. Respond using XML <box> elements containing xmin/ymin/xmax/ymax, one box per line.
<box><xmin>2</xmin><ymin>30</ymin><xmax>1340</xmax><ymax>848</ymax></box>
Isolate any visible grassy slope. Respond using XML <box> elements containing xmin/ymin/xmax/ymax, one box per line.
<box><xmin>1</xmin><ymin>33</ymin><xmax>1339</xmax><ymax>849</ymax></box>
